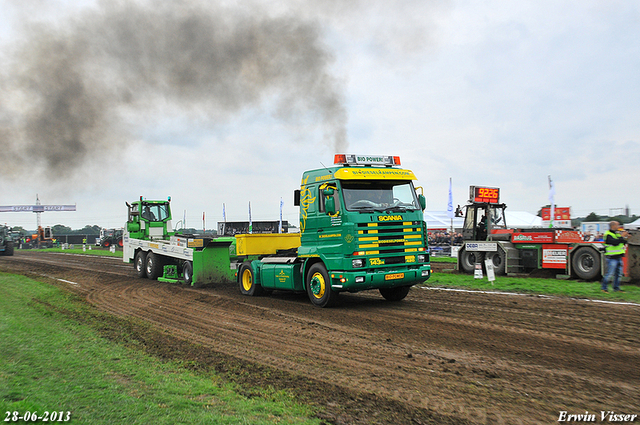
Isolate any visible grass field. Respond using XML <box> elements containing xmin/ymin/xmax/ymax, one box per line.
<box><xmin>0</xmin><ymin>273</ymin><xmax>321</xmax><ymax>425</ymax></box>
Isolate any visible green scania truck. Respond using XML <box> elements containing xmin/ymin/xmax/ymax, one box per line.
<box><xmin>123</xmin><ymin>154</ymin><xmax>431</xmax><ymax>307</ymax></box>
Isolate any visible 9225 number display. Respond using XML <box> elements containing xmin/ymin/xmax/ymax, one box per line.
<box><xmin>472</xmin><ymin>186</ymin><xmax>500</xmax><ymax>204</ymax></box>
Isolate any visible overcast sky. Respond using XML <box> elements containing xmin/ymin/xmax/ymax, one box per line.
<box><xmin>1</xmin><ymin>0</ymin><xmax>638</xmax><ymax>230</ymax></box>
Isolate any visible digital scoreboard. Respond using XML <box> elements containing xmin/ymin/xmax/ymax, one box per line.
<box><xmin>469</xmin><ymin>186</ymin><xmax>500</xmax><ymax>204</ymax></box>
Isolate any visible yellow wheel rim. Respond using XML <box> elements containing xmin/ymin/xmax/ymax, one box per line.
<box><xmin>242</xmin><ymin>269</ymin><xmax>253</xmax><ymax>291</ymax></box>
<box><xmin>310</xmin><ymin>272</ymin><xmax>326</xmax><ymax>299</ymax></box>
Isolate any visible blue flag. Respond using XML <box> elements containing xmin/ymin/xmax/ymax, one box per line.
<box><xmin>446</xmin><ymin>178</ymin><xmax>454</xmax><ymax>219</ymax></box>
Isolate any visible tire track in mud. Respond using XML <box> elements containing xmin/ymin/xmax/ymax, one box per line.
<box><xmin>2</xmin><ymin>251</ymin><xmax>640</xmax><ymax>425</ymax></box>
<box><xmin>351</xmin><ymin>292</ymin><xmax>640</xmax><ymax>367</ymax></box>
<box><xmin>85</xmin><ymin>280</ymin><xmax>431</xmax><ymax>405</ymax></box>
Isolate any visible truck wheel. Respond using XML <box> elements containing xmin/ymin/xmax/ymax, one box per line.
<box><xmin>306</xmin><ymin>263</ymin><xmax>339</xmax><ymax>307</ymax></box>
<box><xmin>459</xmin><ymin>247</ymin><xmax>483</xmax><ymax>273</ymax></box>
<box><xmin>103</xmin><ymin>240</ymin><xmax>111</xmax><ymax>248</ymax></box>
<box><xmin>183</xmin><ymin>261</ymin><xmax>193</xmax><ymax>286</ymax></box>
<box><xmin>572</xmin><ymin>247</ymin><xmax>601</xmax><ymax>280</ymax></box>
<box><xmin>238</xmin><ymin>262</ymin><xmax>264</xmax><ymax>296</ymax></box>
<box><xmin>118</xmin><ymin>238</ymin><xmax>123</xmax><ymax>248</ymax></box>
<box><xmin>135</xmin><ymin>251</ymin><xmax>147</xmax><ymax>278</ymax></box>
<box><xmin>485</xmin><ymin>248</ymin><xmax>506</xmax><ymax>275</ymax></box>
<box><xmin>379</xmin><ymin>285</ymin><xmax>411</xmax><ymax>301</ymax></box>
<box><xmin>145</xmin><ymin>252</ymin><xmax>164</xmax><ymax>280</ymax></box>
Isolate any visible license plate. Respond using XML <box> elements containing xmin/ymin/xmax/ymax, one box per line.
<box><xmin>385</xmin><ymin>273</ymin><xmax>404</xmax><ymax>280</ymax></box>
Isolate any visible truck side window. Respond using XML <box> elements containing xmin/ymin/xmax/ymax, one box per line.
<box><xmin>142</xmin><ymin>206</ymin><xmax>156</xmax><ymax>221</ymax></box>
<box><xmin>299</xmin><ymin>185</ymin><xmax>317</xmax><ymax>217</ymax></box>
<box><xmin>319</xmin><ymin>183</ymin><xmax>341</xmax><ymax>214</ymax></box>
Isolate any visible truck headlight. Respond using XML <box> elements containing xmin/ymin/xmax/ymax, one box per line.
<box><xmin>355</xmin><ymin>276</ymin><xmax>365</xmax><ymax>283</ymax></box>
<box><xmin>421</xmin><ymin>270</ymin><xmax>430</xmax><ymax>277</ymax></box>
<box><xmin>352</xmin><ymin>259</ymin><xmax>364</xmax><ymax>268</ymax></box>
<box><xmin>417</xmin><ymin>254</ymin><xmax>427</xmax><ymax>263</ymax></box>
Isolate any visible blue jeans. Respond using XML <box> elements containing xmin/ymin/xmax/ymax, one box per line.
<box><xmin>601</xmin><ymin>256</ymin><xmax>623</xmax><ymax>291</ymax></box>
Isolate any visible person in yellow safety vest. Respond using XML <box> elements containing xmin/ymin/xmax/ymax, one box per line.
<box><xmin>601</xmin><ymin>221</ymin><xmax>629</xmax><ymax>293</ymax></box>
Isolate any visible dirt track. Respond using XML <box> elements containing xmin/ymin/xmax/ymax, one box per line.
<box><xmin>2</xmin><ymin>251</ymin><xmax>639</xmax><ymax>424</ymax></box>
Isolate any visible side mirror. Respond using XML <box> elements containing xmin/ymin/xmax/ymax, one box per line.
<box><xmin>294</xmin><ymin>190</ymin><xmax>301</xmax><ymax>206</ymax></box>
<box><xmin>418</xmin><ymin>194</ymin><xmax>426</xmax><ymax>211</ymax></box>
<box><xmin>323</xmin><ymin>188</ymin><xmax>336</xmax><ymax>215</ymax></box>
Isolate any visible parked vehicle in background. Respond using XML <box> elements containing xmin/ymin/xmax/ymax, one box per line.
<box><xmin>99</xmin><ymin>228</ymin><xmax>123</xmax><ymax>248</ymax></box>
<box><xmin>457</xmin><ymin>186</ymin><xmax>604</xmax><ymax>280</ymax></box>
<box><xmin>0</xmin><ymin>225</ymin><xmax>15</xmax><ymax>256</ymax></box>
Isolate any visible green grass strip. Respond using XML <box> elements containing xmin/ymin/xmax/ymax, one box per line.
<box><xmin>0</xmin><ymin>273</ymin><xmax>321</xmax><ymax>425</ymax></box>
<box><xmin>429</xmin><ymin>256</ymin><xmax>457</xmax><ymax>263</ymax></box>
<box><xmin>423</xmin><ymin>272</ymin><xmax>640</xmax><ymax>303</ymax></box>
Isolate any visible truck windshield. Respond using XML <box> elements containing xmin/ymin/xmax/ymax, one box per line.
<box><xmin>141</xmin><ymin>203</ymin><xmax>170</xmax><ymax>222</ymax></box>
<box><xmin>342</xmin><ymin>181</ymin><xmax>419</xmax><ymax>212</ymax></box>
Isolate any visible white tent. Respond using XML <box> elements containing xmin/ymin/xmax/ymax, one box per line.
<box><xmin>625</xmin><ymin>218</ymin><xmax>640</xmax><ymax>230</ymax></box>
<box><xmin>423</xmin><ymin>211</ymin><xmax>463</xmax><ymax>231</ymax></box>
<box><xmin>506</xmin><ymin>211</ymin><xmax>543</xmax><ymax>228</ymax></box>
<box><xmin>423</xmin><ymin>210</ymin><xmax>542</xmax><ymax>231</ymax></box>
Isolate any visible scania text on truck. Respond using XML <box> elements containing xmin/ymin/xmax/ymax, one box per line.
<box><xmin>123</xmin><ymin>154</ymin><xmax>431</xmax><ymax>307</ymax></box>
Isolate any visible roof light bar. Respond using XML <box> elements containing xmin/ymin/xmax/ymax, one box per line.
<box><xmin>334</xmin><ymin>154</ymin><xmax>400</xmax><ymax>166</ymax></box>
<box><xmin>334</xmin><ymin>154</ymin><xmax>347</xmax><ymax>164</ymax></box>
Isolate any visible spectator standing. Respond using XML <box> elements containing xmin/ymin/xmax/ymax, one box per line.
<box><xmin>601</xmin><ymin>221</ymin><xmax>628</xmax><ymax>292</ymax></box>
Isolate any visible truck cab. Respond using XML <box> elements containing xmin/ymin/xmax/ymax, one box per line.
<box><xmin>126</xmin><ymin>198</ymin><xmax>173</xmax><ymax>241</ymax></box>
<box><xmin>462</xmin><ymin>202</ymin><xmax>508</xmax><ymax>241</ymax></box>
<box><xmin>289</xmin><ymin>154</ymin><xmax>431</xmax><ymax>306</ymax></box>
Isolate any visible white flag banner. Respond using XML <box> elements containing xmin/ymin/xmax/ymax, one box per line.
<box><xmin>548</xmin><ymin>176</ymin><xmax>555</xmax><ymax>228</ymax></box>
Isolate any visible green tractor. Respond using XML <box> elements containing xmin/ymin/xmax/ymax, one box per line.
<box><xmin>0</xmin><ymin>225</ymin><xmax>15</xmax><ymax>256</ymax></box>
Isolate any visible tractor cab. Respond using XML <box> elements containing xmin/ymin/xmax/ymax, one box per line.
<box><xmin>461</xmin><ymin>186</ymin><xmax>508</xmax><ymax>241</ymax></box>
<box><xmin>126</xmin><ymin>197</ymin><xmax>173</xmax><ymax>240</ymax></box>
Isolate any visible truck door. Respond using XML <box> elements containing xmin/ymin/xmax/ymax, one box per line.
<box><xmin>316</xmin><ymin>182</ymin><xmax>343</xmax><ymax>263</ymax></box>
<box><xmin>462</xmin><ymin>205</ymin><xmax>479</xmax><ymax>240</ymax></box>
<box><xmin>299</xmin><ymin>184</ymin><xmax>319</xmax><ymax>249</ymax></box>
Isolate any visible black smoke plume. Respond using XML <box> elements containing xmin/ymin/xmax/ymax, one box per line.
<box><xmin>0</xmin><ymin>1</ymin><xmax>347</xmax><ymax>180</ymax></box>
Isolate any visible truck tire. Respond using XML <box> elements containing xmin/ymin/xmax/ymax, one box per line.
<box><xmin>379</xmin><ymin>285</ymin><xmax>411</xmax><ymax>301</ymax></box>
<box><xmin>135</xmin><ymin>251</ymin><xmax>147</xmax><ymax>278</ymax></box>
<box><xmin>306</xmin><ymin>263</ymin><xmax>339</xmax><ymax>307</ymax></box>
<box><xmin>485</xmin><ymin>248</ymin><xmax>506</xmax><ymax>275</ymax></box>
<box><xmin>102</xmin><ymin>239</ymin><xmax>111</xmax><ymax>248</ymax></box>
<box><xmin>238</xmin><ymin>262</ymin><xmax>264</xmax><ymax>296</ymax></box>
<box><xmin>572</xmin><ymin>247</ymin><xmax>601</xmax><ymax>280</ymax></box>
<box><xmin>117</xmin><ymin>238</ymin><xmax>123</xmax><ymax>248</ymax></box>
<box><xmin>183</xmin><ymin>261</ymin><xmax>193</xmax><ymax>286</ymax></box>
<box><xmin>459</xmin><ymin>247</ymin><xmax>484</xmax><ymax>273</ymax></box>
<box><xmin>5</xmin><ymin>242</ymin><xmax>14</xmax><ymax>256</ymax></box>
<box><xmin>145</xmin><ymin>252</ymin><xmax>164</xmax><ymax>280</ymax></box>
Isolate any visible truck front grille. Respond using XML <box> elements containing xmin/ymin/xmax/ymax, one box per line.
<box><xmin>356</xmin><ymin>221</ymin><xmax>425</xmax><ymax>267</ymax></box>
